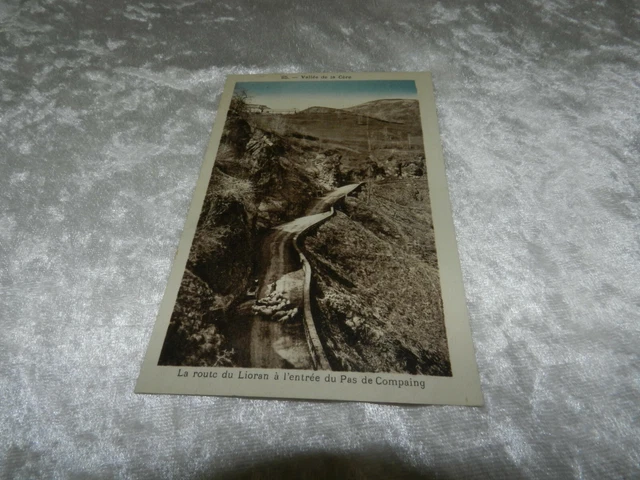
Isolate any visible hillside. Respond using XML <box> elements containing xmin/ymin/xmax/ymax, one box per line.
<box><xmin>251</xmin><ymin>105</ymin><xmax>424</xmax><ymax>178</ymax></box>
<box><xmin>252</xmin><ymin>109</ymin><xmax>408</xmax><ymax>152</ymax></box>
<box><xmin>158</xmin><ymin>165</ymin><xmax>255</xmax><ymax>367</ymax></box>
<box><xmin>299</xmin><ymin>106</ymin><xmax>342</xmax><ymax>115</ymax></box>
<box><xmin>159</xmin><ymin>114</ymin><xmax>328</xmax><ymax>366</ymax></box>
<box><xmin>344</xmin><ymin>99</ymin><xmax>420</xmax><ymax>126</ymax></box>
<box><xmin>304</xmin><ymin>177</ymin><xmax>451</xmax><ymax>375</ymax></box>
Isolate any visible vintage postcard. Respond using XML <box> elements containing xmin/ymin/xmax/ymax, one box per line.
<box><xmin>135</xmin><ymin>72</ymin><xmax>482</xmax><ymax>406</ymax></box>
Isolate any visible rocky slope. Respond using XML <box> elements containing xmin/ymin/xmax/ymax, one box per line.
<box><xmin>159</xmin><ymin>114</ymin><xmax>329</xmax><ymax>366</ymax></box>
<box><xmin>304</xmin><ymin>178</ymin><xmax>451</xmax><ymax>375</ymax></box>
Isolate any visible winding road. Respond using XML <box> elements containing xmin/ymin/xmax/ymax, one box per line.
<box><xmin>224</xmin><ymin>183</ymin><xmax>361</xmax><ymax>370</ymax></box>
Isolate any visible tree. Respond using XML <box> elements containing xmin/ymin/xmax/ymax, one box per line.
<box><xmin>229</xmin><ymin>88</ymin><xmax>249</xmax><ymax>119</ymax></box>
<box><xmin>223</xmin><ymin>89</ymin><xmax>252</xmax><ymax>156</ymax></box>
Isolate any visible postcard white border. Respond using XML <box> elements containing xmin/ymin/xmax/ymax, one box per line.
<box><xmin>135</xmin><ymin>72</ymin><xmax>483</xmax><ymax>406</ymax></box>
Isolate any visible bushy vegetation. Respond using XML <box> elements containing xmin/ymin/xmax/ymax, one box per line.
<box><xmin>158</xmin><ymin>270</ymin><xmax>235</xmax><ymax>366</ymax></box>
<box><xmin>159</xmin><ymin>94</ymin><xmax>327</xmax><ymax>366</ymax></box>
<box><xmin>158</xmin><ymin>168</ymin><xmax>256</xmax><ymax>366</ymax></box>
<box><xmin>221</xmin><ymin>90</ymin><xmax>252</xmax><ymax>156</ymax></box>
<box><xmin>305</xmin><ymin>178</ymin><xmax>451</xmax><ymax>376</ymax></box>
<box><xmin>159</xmin><ymin>96</ymin><xmax>259</xmax><ymax>366</ymax></box>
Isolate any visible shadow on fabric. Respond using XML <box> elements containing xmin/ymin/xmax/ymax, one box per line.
<box><xmin>204</xmin><ymin>451</ymin><xmax>453</xmax><ymax>480</ymax></box>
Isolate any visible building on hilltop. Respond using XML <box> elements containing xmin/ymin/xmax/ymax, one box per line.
<box><xmin>246</xmin><ymin>104</ymin><xmax>271</xmax><ymax>114</ymax></box>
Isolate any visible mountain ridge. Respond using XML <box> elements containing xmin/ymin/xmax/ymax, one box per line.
<box><xmin>343</xmin><ymin>99</ymin><xmax>420</xmax><ymax>124</ymax></box>
<box><xmin>295</xmin><ymin>99</ymin><xmax>419</xmax><ymax>125</ymax></box>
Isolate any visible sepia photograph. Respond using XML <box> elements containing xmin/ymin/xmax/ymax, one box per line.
<box><xmin>158</xmin><ymin>78</ymin><xmax>451</xmax><ymax>376</ymax></box>
<box><xmin>136</xmin><ymin>73</ymin><xmax>482</xmax><ymax>405</ymax></box>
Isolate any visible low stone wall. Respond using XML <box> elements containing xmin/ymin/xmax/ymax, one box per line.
<box><xmin>292</xmin><ymin>184</ymin><xmax>363</xmax><ymax>370</ymax></box>
<box><xmin>293</xmin><ymin>209</ymin><xmax>333</xmax><ymax>371</ymax></box>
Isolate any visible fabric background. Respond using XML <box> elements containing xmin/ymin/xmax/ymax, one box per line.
<box><xmin>1</xmin><ymin>0</ymin><xmax>638</xmax><ymax>478</ymax></box>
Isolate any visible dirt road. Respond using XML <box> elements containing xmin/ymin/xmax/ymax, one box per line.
<box><xmin>262</xmin><ymin>183</ymin><xmax>361</xmax><ymax>296</ymax></box>
<box><xmin>224</xmin><ymin>183</ymin><xmax>361</xmax><ymax>369</ymax></box>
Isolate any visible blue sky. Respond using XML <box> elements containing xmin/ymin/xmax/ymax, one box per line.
<box><xmin>235</xmin><ymin>80</ymin><xmax>417</xmax><ymax>110</ymax></box>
